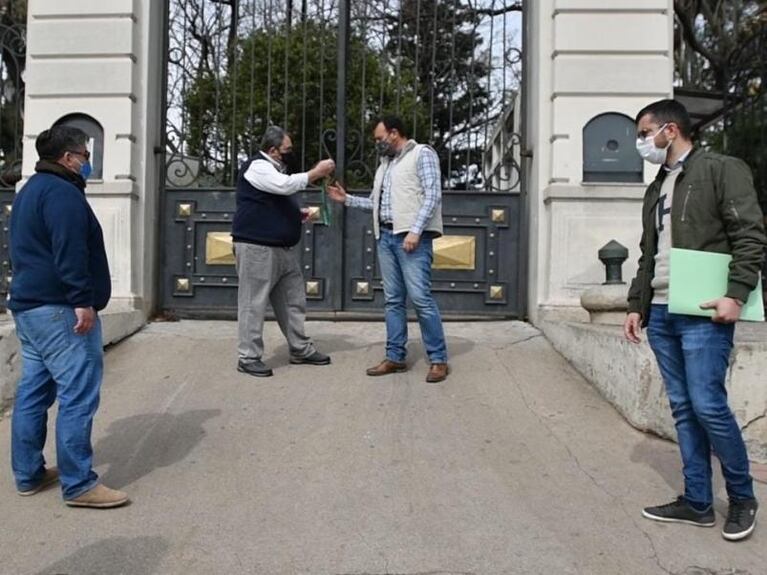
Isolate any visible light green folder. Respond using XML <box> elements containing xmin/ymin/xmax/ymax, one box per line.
<box><xmin>669</xmin><ymin>248</ymin><xmax>764</xmax><ymax>322</ymax></box>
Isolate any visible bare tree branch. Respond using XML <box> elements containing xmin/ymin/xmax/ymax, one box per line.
<box><xmin>474</xmin><ymin>2</ymin><xmax>522</xmax><ymax>17</ymax></box>
<box><xmin>674</xmin><ymin>0</ymin><xmax>726</xmax><ymax>88</ymax></box>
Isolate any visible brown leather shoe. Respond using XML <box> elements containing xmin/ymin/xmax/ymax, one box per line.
<box><xmin>366</xmin><ymin>359</ymin><xmax>407</xmax><ymax>376</ymax></box>
<box><xmin>65</xmin><ymin>484</ymin><xmax>129</xmax><ymax>509</ymax></box>
<box><xmin>18</xmin><ymin>467</ymin><xmax>59</xmax><ymax>496</ymax></box>
<box><xmin>426</xmin><ymin>363</ymin><xmax>449</xmax><ymax>383</ymax></box>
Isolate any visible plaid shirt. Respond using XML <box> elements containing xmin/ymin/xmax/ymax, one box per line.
<box><xmin>345</xmin><ymin>144</ymin><xmax>441</xmax><ymax>235</ymax></box>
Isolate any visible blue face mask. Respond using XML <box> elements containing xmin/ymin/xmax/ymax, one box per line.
<box><xmin>79</xmin><ymin>160</ymin><xmax>92</xmax><ymax>180</ymax></box>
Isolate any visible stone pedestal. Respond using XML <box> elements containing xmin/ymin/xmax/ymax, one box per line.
<box><xmin>580</xmin><ymin>284</ymin><xmax>629</xmax><ymax>325</ymax></box>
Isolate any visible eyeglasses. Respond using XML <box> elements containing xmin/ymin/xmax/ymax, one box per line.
<box><xmin>67</xmin><ymin>149</ymin><xmax>91</xmax><ymax>161</ymax></box>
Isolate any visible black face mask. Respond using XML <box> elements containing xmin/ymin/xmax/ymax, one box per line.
<box><xmin>280</xmin><ymin>151</ymin><xmax>300</xmax><ymax>174</ymax></box>
<box><xmin>375</xmin><ymin>133</ymin><xmax>396</xmax><ymax>158</ymax></box>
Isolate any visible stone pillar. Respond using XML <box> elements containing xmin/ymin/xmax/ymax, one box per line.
<box><xmin>22</xmin><ymin>0</ymin><xmax>165</xmax><ymax>322</ymax></box>
<box><xmin>526</xmin><ymin>0</ymin><xmax>674</xmax><ymax>324</ymax></box>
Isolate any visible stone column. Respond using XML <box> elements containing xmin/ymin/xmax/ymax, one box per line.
<box><xmin>526</xmin><ymin>0</ymin><xmax>674</xmax><ymax>324</ymax></box>
<box><xmin>22</xmin><ymin>0</ymin><xmax>165</xmax><ymax>325</ymax></box>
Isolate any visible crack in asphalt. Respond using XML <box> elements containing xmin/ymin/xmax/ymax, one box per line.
<box><xmin>493</xmin><ymin>347</ymin><xmax>673</xmax><ymax>575</ymax></box>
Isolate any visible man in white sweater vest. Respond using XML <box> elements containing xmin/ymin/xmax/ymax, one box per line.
<box><xmin>327</xmin><ymin>116</ymin><xmax>449</xmax><ymax>383</ymax></box>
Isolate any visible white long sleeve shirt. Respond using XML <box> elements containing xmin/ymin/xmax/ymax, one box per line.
<box><xmin>243</xmin><ymin>152</ymin><xmax>309</xmax><ymax>195</ymax></box>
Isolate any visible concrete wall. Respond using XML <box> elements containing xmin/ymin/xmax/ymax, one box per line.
<box><xmin>542</xmin><ymin>320</ymin><xmax>767</xmax><ymax>464</ymax></box>
<box><xmin>526</xmin><ymin>0</ymin><xmax>674</xmax><ymax>322</ymax></box>
<box><xmin>22</xmin><ymin>0</ymin><xmax>165</xmax><ymax>318</ymax></box>
<box><xmin>0</xmin><ymin>310</ymin><xmax>144</xmax><ymax>419</ymax></box>
<box><xmin>0</xmin><ymin>318</ymin><xmax>21</xmax><ymax>419</ymax></box>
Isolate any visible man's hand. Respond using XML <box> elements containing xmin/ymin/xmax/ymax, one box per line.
<box><xmin>308</xmin><ymin>159</ymin><xmax>335</xmax><ymax>183</ymax></box>
<box><xmin>700</xmin><ymin>297</ymin><xmax>742</xmax><ymax>324</ymax></box>
<box><xmin>326</xmin><ymin>182</ymin><xmax>348</xmax><ymax>204</ymax></box>
<box><xmin>74</xmin><ymin>306</ymin><xmax>96</xmax><ymax>335</ymax></box>
<box><xmin>403</xmin><ymin>232</ymin><xmax>421</xmax><ymax>253</ymax></box>
<box><xmin>623</xmin><ymin>312</ymin><xmax>643</xmax><ymax>344</ymax></box>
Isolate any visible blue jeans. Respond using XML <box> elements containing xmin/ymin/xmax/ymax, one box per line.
<box><xmin>647</xmin><ymin>304</ymin><xmax>754</xmax><ymax>507</ymax></box>
<box><xmin>377</xmin><ymin>229</ymin><xmax>448</xmax><ymax>364</ymax></box>
<box><xmin>11</xmin><ymin>305</ymin><xmax>103</xmax><ymax>500</ymax></box>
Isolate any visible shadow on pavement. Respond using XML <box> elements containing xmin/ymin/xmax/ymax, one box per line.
<box><xmin>35</xmin><ymin>536</ymin><xmax>169</xmax><ymax>575</ymax></box>
<box><xmin>267</xmin><ymin>333</ymin><xmax>475</xmax><ymax>368</ymax></box>
<box><xmin>94</xmin><ymin>409</ymin><xmax>220</xmax><ymax>489</ymax></box>
<box><xmin>630</xmin><ymin>436</ymin><xmax>728</xmax><ymax>513</ymax></box>
<box><xmin>268</xmin><ymin>333</ymin><xmax>378</xmax><ymax>366</ymax></box>
<box><xmin>630</xmin><ymin>436</ymin><xmax>682</xmax><ymax>493</ymax></box>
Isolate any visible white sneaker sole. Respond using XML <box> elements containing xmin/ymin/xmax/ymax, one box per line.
<box><xmin>722</xmin><ymin>509</ymin><xmax>758</xmax><ymax>541</ymax></box>
<box><xmin>642</xmin><ymin>509</ymin><xmax>716</xmax><ymax>527</ymax></box>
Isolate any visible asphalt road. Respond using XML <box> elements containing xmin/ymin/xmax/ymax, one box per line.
<box><xmin>1</xmin><ymin>320</ymin><xmax>764</xmax><ymax>575</ymax></box>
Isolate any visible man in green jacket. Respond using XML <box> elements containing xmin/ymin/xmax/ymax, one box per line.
<box><xmin>624</xmin><ymin>100</ymin><xmax>765</xmax><ymax>541</ymax></box>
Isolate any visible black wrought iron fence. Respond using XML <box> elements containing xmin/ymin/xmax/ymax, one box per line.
<box><xmin>716</xmin><ymin>24</ymin><xmax>767</xmax><ymax>310</ymax></box>
<box><xmin>718</xmin><ymin>25</ymin><xmax>766</xmax><ymax>214</ymax></box>
<box><xmin>0</xmin><ymin>15</ymin><xmax>26</xmax><ymax>305</ymax></box>
<box><xmin>164</xmin><ymin>0</ymin><xmax>523</xmax><ymax>191</ymax></box>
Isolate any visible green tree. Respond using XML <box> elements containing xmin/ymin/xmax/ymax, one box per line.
<box><xmin>174</xmin><ymin>0</ymin><xmax>520</xmax><ymax>189</ymax></box>
<box><xmin>674</xmin><ymin>1</ymin><xmax>766</xmax><ymax>206</ymax></box>
<box><xmin>674</xmin><ymin>0</ymin><xmax>764</xmax><ymax>91</ymax></box>
<box><xmin>183</xmin><ymin>20</ymin><xmax>403</xmax><ymax>187</ymax></box>
<box><xmin>382</xmin><ymin>0</ymin><xmax>492</xmax><ymax>188</ymax></box>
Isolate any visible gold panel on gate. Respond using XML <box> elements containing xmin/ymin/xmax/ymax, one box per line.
<box><xmin>355</xmin><ymin>281</ymin><xmax>370</xmax><ymax>296</ymax></box>
<box><xmin>489</xmin><ymin>285</ymin><xmax>504</xmax><ymax>300</ymax></box>
<box><xmin>178</xmin><ymin>203</ymin><xmax>193</xmax><ymax>217</ymax></box>
<box><xmin>433</xmin><ymin>235</ymin><xmax>476</xmax><ymax>270</ymax></box>
<box><xmin>306</xmin><ymin>206</ymin><xmax>321</xmax><ymax>223</ymax></box>
<box><xmin>206</xmin><ymin>232</ymin><xmax>235</xmax><ymax>265</ymax></box>
<box><xmin>176</xmin><ymin>278</ymin><xmax>191</xmax><ymax>292</ymax></box>
<box><xmin>491</xmin><ymin>209</ymin><xmax>506</xmax><ymax>223</ymax></box>
<box><xmin>306</xmin><ymin>281</ymin><xmax>320</xmax><ymax>296</ymax></box>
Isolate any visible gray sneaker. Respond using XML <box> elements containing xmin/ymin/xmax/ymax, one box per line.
<box><xmin>722</xmin><ymin>498</ymin><xmax>758</xmax><ymax>541</ymax></box>
<box><xmin>642</xmin><ymin>496</ymin><xmax>715</xmax><ymax>527</ymax></box>
<box><xmin>289</xmin><ymin>351</ymin><xmax>331</xmax><ymax>365</ymax></box>
<box><xmin>237</xmin><ymin>359</ymin><xmax>274</xmax><ymax>377</ymax></box>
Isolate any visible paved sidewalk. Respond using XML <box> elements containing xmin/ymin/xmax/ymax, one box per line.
<box><xmin>1</xmin><ymin>321</ymin><xmax>765</xmax><ymax>575</ymax></box>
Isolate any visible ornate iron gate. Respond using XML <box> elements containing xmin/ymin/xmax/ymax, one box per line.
<box><xmin>160</xmin><ymin>0</ymin><xmax>526</xmax><ymax>318</ymax></box>
<box><xmin>0</xmin><ymin>14</ymin><xmax>26</xmax><ymax>307</ymax></box>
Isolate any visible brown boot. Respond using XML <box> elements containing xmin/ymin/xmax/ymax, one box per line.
<box><xmin>65</xmin><ymin>484</ymin><xmax>129</xmax><ymax>509</ymax></box>
<box><xmin>366</xmin><ymin>359</ymin><xmax>407</xmax><ymax>376</ymax></box>
<box><xmin>426</xmin><ymin>363</ymin><xmax>449</xmax><ymax>383</ymax></box>
<box><xmin>18</xmin><ymin>467</ymin><xmax>59</xmax><ymax>497</ymax></box>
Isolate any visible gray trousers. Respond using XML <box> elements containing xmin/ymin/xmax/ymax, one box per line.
<box><xmin>235</xmin><ymin>242</ymin><xmax>315</xmax><ymax>362</ymax></box>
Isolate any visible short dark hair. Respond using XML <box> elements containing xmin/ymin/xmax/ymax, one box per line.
<box><xmin>261</xmin><ymin>125</ymin><xmax>287</xmax><ymax>152</ymax></box>
<box><xmin>376</xmin><ymin>115</ymin><xmax>409</xmax><ymax>139</ymax></box>
<box><xmin>35</xmin><ymin>126</ymin><xmax>89</xmax><ymax>161</ymax></box>
<box><xmin>635</xmin><ymin>99</ymin><xmax>693</xmax><ymax>138</ymax></box>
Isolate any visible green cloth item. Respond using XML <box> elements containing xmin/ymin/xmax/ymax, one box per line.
<box><xmin>320</xmin><ymin>179</ymin><xmax>332</xmax><ymax>226</ymax></box>
<box><xmin>669</xmin><ymin>248</ymin><xmax>764</xmax><ymax>322</ymax></box>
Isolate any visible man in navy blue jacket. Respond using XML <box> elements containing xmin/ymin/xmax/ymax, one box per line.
<box><xmin>7</xmin><ymin>125</ymin><xmax>128</xmax><ymax>508</ymax></box>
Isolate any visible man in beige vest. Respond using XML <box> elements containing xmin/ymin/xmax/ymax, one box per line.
<box><xmin>327</xmin><ymin>116</ymin><xmax>449</xmax><ymax>383</ymax></box>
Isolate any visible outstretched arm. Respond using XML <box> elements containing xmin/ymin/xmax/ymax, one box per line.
<box><xmin>327</xmin><ymin>182</ymin><xmax>374</xmax><ymax>212</ymax></box>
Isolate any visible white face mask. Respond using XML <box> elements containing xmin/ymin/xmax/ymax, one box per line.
<box><xmin>635</xmin><ymin>123</ymin><xmax>670</xmax><ymax>165</ymax></box>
